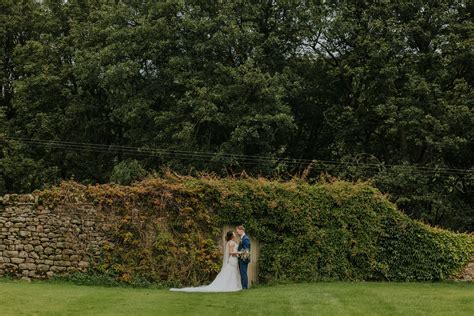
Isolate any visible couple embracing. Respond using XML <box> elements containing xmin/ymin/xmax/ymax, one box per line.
<box><xmin>171</xmin><ymin>225</ymin><xmax>251</xmax><ymax>292</ymax></box>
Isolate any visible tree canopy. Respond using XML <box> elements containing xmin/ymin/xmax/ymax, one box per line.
<box><xmin>0</xmin><ymin>0</ymin><xmax>473</xmax><ymax>230</ymax></box>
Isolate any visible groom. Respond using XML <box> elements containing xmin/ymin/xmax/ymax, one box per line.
<box><xmin>236</xmin><ymin>225</ymin><xmax>251</xmax><ymax>289</ymax></box>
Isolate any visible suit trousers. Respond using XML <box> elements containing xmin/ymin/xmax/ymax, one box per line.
<box><xmin>239</xmin><ymin>260</ymin><xmax>249</xmax><ymax>289</ymax></box>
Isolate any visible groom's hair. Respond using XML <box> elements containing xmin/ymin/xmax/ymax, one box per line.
<box><xmin>236</xmin><ymin>225</ymin><xmax>245</xmax><ymax>231</ymax></box>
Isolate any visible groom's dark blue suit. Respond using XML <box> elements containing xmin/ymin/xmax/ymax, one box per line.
<box><xmin>238</xmin><ymin>234</ymin><xmax>251</xmax><ymax>289</ymax></box>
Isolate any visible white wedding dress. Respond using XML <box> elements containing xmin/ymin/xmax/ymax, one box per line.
<box><xmin>170</xmin><ymin>240</ymin><xmax>242</xmax><ymax>292</ymax></box>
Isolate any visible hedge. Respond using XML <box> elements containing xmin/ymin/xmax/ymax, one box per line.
<box><xmin>38</xmin><ymin>175</ymin><xmax>473</xmax><ymax>285</ymax></box>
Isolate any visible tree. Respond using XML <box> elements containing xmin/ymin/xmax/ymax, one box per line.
<box><xmin>0</xmin><ymin>0</ymin><xmax>472</xmax><ymax>230</ymax></box>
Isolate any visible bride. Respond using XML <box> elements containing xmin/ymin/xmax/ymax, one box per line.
<box><xmin>170</xmin><ymin>231</ymin><xmax>242</xmax><ymax>292</ymax></box>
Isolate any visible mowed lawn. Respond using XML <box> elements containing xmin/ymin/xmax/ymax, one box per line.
<box><xmin>0</xmin><ymin>280</ymin><xmax>473</xmax><ymax>316</ymax></box>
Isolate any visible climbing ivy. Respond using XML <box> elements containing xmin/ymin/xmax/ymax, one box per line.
<box><xmin>37</xmin><ymin>174</ymin><xmax>473</xmax><ymax>285</ymax></box>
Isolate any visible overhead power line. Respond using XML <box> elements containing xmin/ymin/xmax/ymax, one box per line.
<box><xmin>0</xmin><ymin>136</ymin><xmax>472</xmax><ymax>177</ymax></box>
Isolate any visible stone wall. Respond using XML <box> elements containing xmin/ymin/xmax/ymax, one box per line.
<box><xmin>0</xmin><ymin>194</ymin><xmax>108</xmax><ymax>281</ymax></box>
<box><xmin>0</xmin><ymin>193</ymin><xmax>261</xmax><ymax>285</ymax></box>
<box><xmin>460</xmin><ymin>256</ymin><xmax>474</xmax><ymax>281</ymax></box>
<box><xmin>1</xmin><ymin>191</ymin><xmax>472</xmax><ymax>283</ymax></box>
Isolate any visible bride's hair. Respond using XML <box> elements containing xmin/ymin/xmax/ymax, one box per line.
<box><xmin>225</xmin><ymin>231</ymin><xmax>234</xmax><ymax>241</ymax></box>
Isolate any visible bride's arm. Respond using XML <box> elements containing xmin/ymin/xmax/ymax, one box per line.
<box><xmin>228</xmin><ymin>242</ymin><xmax>239</xmax><ymax>256</ymax></box>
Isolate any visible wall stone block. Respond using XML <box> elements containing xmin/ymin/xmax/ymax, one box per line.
<box><xmin>0</xmin><ymin>198</ymin><xmax>108</xmax><ymax>280</ymax></box>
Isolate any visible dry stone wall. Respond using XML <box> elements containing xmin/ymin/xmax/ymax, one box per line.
<box><xmin>461</xmin><ymin>256</ymin><xmax>474</xmax><ymax>281</ymax></box>
<box><xmin>0</xmin><ymin>188</ymin><xmax>472</xmax><ymax>284</ymax></box>
<box><xmin>0</xmin><ymin>194</ymin><xmax>108</xmax><ymax>281</ymax></box>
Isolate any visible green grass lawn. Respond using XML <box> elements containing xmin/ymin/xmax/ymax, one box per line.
<box><xmin>0</xmin><ymin>280</ymin><xmax>473</xmax><ymax>316</ymax></box>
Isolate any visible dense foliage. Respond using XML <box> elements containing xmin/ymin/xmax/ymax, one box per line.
<box><xmin>0</xmin><ymin>1</ymin><xmax>473</xmax><ymax>230</ymax></box>
<box><xmin>38</xmin><ymin>176</ymin><xmax>473</xmax><ymax>285</ymax></box>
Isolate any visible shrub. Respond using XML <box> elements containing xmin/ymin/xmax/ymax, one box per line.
<box><xmin>38</xmin><ymin>175</ymin><xmax>473</xmax><ymax>285</ymax></box>
<box><xmin>109</xmin><ymin>159</ymin><xmax>147</xmax><ymax>185</ymax></box>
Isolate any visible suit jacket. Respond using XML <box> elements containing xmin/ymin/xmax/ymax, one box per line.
<box><xmin>238</xmin><ymin>234</ymin><xmax>251</xmax><ymax>263</ymax></box>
